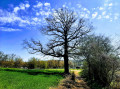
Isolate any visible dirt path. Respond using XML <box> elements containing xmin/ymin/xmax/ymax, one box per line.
<box><xmin>50</xmin><ymin>70</ymin><xmax>90</xmax><ymax>89</ymax></box>
<box><xmin>71</xmin><ymin>70</ymin><xmax>81</xmax><ymax>77</ymax></box>
<box><xmin>71</xmin><ymin>70</ymin><xmax>90</xmax><ymax>89</ymax></box>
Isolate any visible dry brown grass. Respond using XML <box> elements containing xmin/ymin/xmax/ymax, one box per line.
<box><xmin>50</xmin><ymin>70</ymin><xmax>90</xmax><ymax>89</ymax></box>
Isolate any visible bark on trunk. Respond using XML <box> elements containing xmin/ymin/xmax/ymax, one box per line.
<box><xmin>64</xmin><ymin>54</ymin><xmax>69</xmax><ymax>74</ymax></box>
<box><xmin>64</xmin><ymin>30</ymin><xmax>69</xmax><ymax>74</ymax></box>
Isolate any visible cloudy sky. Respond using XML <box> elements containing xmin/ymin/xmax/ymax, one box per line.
<box><xmin>0</xmin><ymin>0</ymin><xmax>120</xmax><ymax>61</ymax></box>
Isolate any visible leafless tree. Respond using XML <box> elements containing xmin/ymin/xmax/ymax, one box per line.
<box><xmin>23</xmin><ymin>8</ymin><xmax>92</xmax><ymax>74</ymax></box>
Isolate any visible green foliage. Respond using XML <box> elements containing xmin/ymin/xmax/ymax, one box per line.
<box><xmin>89</xmin><ymin>82</ymin><xmax>103</xmax><ymax>89</ymax></box>
<box><xmin>38</xmin><ymin>60</ymin><xmax>48</xmax><ymax>69</ymax></box>
<box><xmin>81</xmin><ymin>62</ymin><xmax>89</xmax><ymax>80</ymax></box>
<box><xmin>80</xmin><ymin>35</ymin><xmax>119</xmax><ymax>88</ymax></box>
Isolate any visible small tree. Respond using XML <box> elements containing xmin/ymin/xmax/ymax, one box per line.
<box><xmin>80</xmin><ymin>35</ymin><xmax>119</xmax><ymax>88</ymax></box>
<box><xmin>14</xmin><ymin>57</ymin><xmax>23</xmax><ymax>68</ymax></box>
<box><xmin>7</xmin><ymin>59</ymin><xmax>14</xmax><ymax>68</ymax></box>
<box><xmin>37</xmin><ymin>60</ymin><xmax>47</xmax><ymax>69</ymax></box>
<box><xmin>0</xmin><ymin>51</ymin><xmax>8</xmax><ymax>61</ymax></box>
<box><xmin>23</xmin><ymin>8</ymin><xmax>92</xmax><ymax>74</ymax></box>
<box><xmin>28</xmin><ymin>57</ymin><xmax>38</xmax><ymax>69</ymax></box>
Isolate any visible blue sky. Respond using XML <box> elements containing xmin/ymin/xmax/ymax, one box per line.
<box><xmin>0</xmin><ymin>0</ymin><xmax>120</xmax><ymax>61</ymax></box>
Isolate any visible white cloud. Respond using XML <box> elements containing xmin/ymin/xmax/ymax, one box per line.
<box><xmin>34</xmin><ymin>6</ymin><xmax>51</xmax><ymax>16</ymax></box>
<box><xmin>34</xmin><ymin>2</ymin><xmax>43</xmax><ymax>8</ymax></box>
<box><xmin>85</xmin><ymin>9</ymin><xmax>90</xmax><ymax>14</ymax></box>
<box><xmin>87</xmin><ymin>11</ymin><xmax>90</xmax><ymax>14</ymax></box>
<box><xmin>105</xmin><ymin>15</ymin><xmax>109</xmax><ymax>19</ymax></box>
<box><xmin>102</xmin><ymin>11</ymin><xmax>106</xmax><ymax>15</ymax></box>
<box><xmin>25</xmin><ymin>4</ymin><xmax>30</xmax><ymax>8</ymax></box>
<box><xmin>92</xmin><ymin>12</ymin><xmax>98</xmax><ymax>19</ymax></box>
<box><xmin>114</xmin><ymin>16</ymin><xmax>118</xmax><ymax>20</ymax></box>
<box><xmin>14</xmin><ymin>7</ymin><xmax>20</xmax><ymax>13</ymax></box>
<box><xmin>108</xmin><ymin>6</ymin><xmax>112</xmax><ymax>10</ymax></box>
<box><xmin>83</xmin><ymin>8</ymin><xmax>90</xmax><ymax>14</ymax></box>
<box><xmin>77</xmin><ymin>4</ymin><xmax>81</xmax><ymax>8</ymax></box>
<box><xmin>83</xmin><ymin>8</ymin><xmax>87</xmax><ymax>11</ymax></box>
<box><xmin>75</xmin><ymin>3</ymin><xmax>91</xmax><ymax>18</ymax></box>
<box><xmin>13</xmin><ymin>3</ymin><xmax>28</xmax><ymax>13</ymax></box>
<box><xmin>79</xmin><ymin>11</ymin><xmax>89</xmax><ymax>18</ymax></box>
<box><xmin>44</xmin><ymin>3</ymin><xmax>50</xmax><ymax>7</ymax></box>
<box><xmin>0</xmin><ymin>8</ymin><xmax>31</xmax><ymax>29</ymax></box>
<box><xmin>19</xmin><ymin>3</ymin><xmax>25</xmax><ymax>10</ymax></box>
<box><xmin>97</xmin><ymin>15</ymin><xmax>102</xmax><ymax>19</ymax></box>
<box><xmin>36</xmin><ymin>12</ymin><xmax>40</xmax><ymax>16</ymax></box>
<box><xmin>92</xmin><ymin>8</ymin><xmax>96</xmax><ymax>10</ymax></box>
<box><xmin>0</xmin><ymin>27</ymin><xmax>21</xmax><ymax>32</ymax></box>
<box><xmin>32</xmin><ymin>17</ymin><xmax>38</xmax><ymax>22</ymax></box>
<box><xmin>104</xmin><ymin>4</ymin><xmax>107</xmax><ymax>6</ymax></box>
<box><xmin>0</xmin><ymin>1</ymin><xmax>52</xmax><ymax>31</ymax></box>
<box><xmin>99</xmin><ymin>7</ymin><xmax>103</xmax><ymax>10</ymax></box>
<box><xmin>109</xmin><ymin>3</ymin><xmax>113</xmax><ymax>6</ymax></box>
<box><xmin>114</xmin><ymin>13</ymin><xmax>119</xmax><ymax>17</ymax></box>
<box><xmin>84</xmin><ymin>14</ymin><xmax>89</xmax><ymax>18</ymax></box>
<box><xmin>45</xmin><ymin>11</ymin><xmax>51</xmax><ymax>16</ymax></box>
<box><xmin>110</xmin><ymin>19</ymin><xmax>112</xmax><ymax>22</ymax></box>
<box><xmin>62</xmin><ymin>5</ymin><xmax>66</xmax><ymax>7</ymax></box>
<box><xmin>81</xmin><ymin>7</ymin><xmax>90</xmax><ymax>14</ymax></box>
<box><xmin>0</xmin><ymin>11</ymin><xmax>30</xmax><ymax>25</ymax></box>
<box><xmin>76</xmin><ymin>0</ymin><xmax>119</xmax><ymax>21</ymax></box>
<box><xmin>39</xmin><ymin>10</ymin><xmax>51</xmax><ymax>16</ymax></box>
<box><xmin>80</xmin><ymin>13</ymin><xmax>84</xmax><ymax>17</ymax></box>
<box><xmin>114</xmin><ymin>13</ymin><xmax>119</xmax><ymax>20</ymax></box>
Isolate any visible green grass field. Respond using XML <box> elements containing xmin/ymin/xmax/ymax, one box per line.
<box><xmin>0</xmin><ymin>68</ymin><xmax>64</xmax><ymax>89</ymax></box>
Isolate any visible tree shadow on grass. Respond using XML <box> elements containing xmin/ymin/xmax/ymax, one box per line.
<box><xmin>26</xmin><ymin>71</ymin><xmax>63</xmax><ymax>76</ymax></box>
<box><xmin>0</xmin><ymin>68</ymin><xmax>64</xmax><ymax>76</ymax></box>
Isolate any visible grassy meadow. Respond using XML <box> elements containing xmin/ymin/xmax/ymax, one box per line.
<box><xmin>0</xmin><ymin>68</ymin><xmax>64</xmax><ymax>89</ymax></box>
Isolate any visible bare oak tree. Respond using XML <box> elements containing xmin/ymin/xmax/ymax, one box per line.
<box><xmin>23</xmin><ymin>8</ymin><xmax>92</xmax><ymax>74</ymax></box>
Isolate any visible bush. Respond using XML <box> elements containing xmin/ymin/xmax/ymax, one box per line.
<box><xmin>90</xmin><ymin>82</ymin><xmax>103</xmax><ymax>89</ymax></box>
<box><xmin>80</xmin><ymin>35</ymin><xmax>119</xmax><ymax>88</ymax></box>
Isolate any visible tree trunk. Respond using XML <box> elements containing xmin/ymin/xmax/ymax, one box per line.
<box><xmin>64</xmin><ymin>54</ymin><xmax>69</xmax><ymax>74</ymax></box>
<box><xmin>64</xmin><ymin>31</ymin><xmax>69</xmax><ymax>74</ymax></box>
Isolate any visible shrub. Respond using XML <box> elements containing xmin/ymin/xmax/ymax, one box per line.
<box><xmin>80</xmin><ymin>35</ymin><xmax>119</xmax><ymax>88</ymax></box>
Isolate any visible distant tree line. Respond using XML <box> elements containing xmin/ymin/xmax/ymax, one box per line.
<box><xmin>0</xmin><ymin>51</ymin><xmax>74</xmax><ymax>69</ymax></box>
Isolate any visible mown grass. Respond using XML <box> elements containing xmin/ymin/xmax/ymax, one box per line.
<box><xmin>0</xmin><ymin>68</ymin><xmax>64</xmax><ymax>89</ymax></box>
